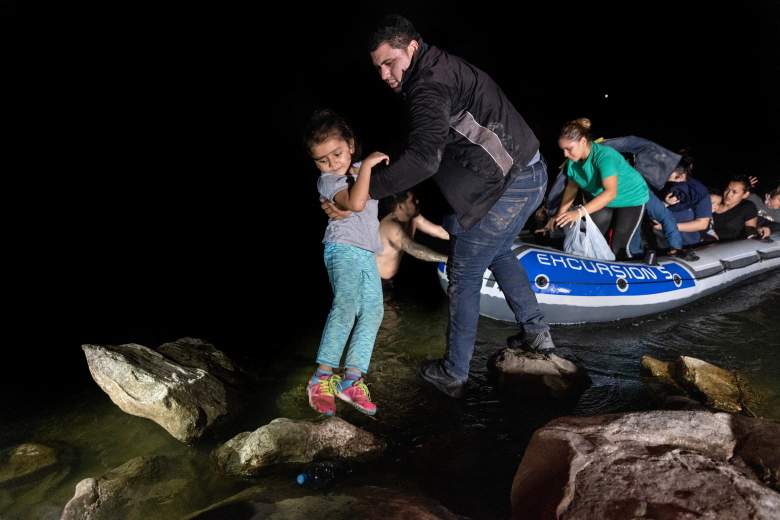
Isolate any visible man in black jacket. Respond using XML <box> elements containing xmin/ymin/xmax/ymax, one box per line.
<box><xmin>327</xmin><ymin>15</ymin><xmax>555</xmax><ymax>398</ymax></box>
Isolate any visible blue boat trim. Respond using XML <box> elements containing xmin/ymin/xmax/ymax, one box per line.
<box><xmin>517</xmin><ymin>250</ymin><xmax>694</xmax><ymax>297</ymax></box>
<box><xmin>436</xmin><ymin>233</ymin><xmax>780</xmax><ymax>324</ymax></box>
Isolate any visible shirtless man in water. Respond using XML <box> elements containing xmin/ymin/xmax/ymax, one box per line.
<box><xmin>377</xmin><ymin>191</ymin><xmax>449</xmax><ymax>280</ymax></box>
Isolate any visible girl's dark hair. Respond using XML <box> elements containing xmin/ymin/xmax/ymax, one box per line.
<box><xmin>560</xmin><ymin>118</ymin><xmax>592</xmax><ymax>142</ymax></box>
<box><xmin>303</xmin><ymin>108</ymin><xmax>360</xmax><ymax>158</ymax></box>
<box><xmin>728</xmin><ymin>175</ymin><xmax>752</xmax><ymax>193</ymax></box>
<box><xmin>769</xmin><ymin>185</ymin><xmax>780</xmax><ymax>198</ymax></box>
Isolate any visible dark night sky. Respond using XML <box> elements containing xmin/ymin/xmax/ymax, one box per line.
<box><xmin>8</xmin><ymin>2</ymin><xmax>779</xmax><ymax>397</ymax></box>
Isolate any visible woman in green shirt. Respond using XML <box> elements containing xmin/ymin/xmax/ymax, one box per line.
<box><xmin>549</xmin><ymin>118</ymin><xmax>650</xmax><ymax>259</ymax></box>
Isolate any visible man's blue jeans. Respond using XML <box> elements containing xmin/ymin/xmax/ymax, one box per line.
<box><xmin>443</xmin><ymin>157</ymin><xmax>549</xmax><ymax>380</ymax></box>
<box><xmin>669</xmin><ymin>208</ymin><xmax>703</xmax><ymax>246</ymax></box>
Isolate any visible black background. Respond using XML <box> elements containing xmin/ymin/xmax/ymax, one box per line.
<box><xmin>7</xmin><ymin>2</ymin><xmax>779</xmax><ymax>412</ymax></box>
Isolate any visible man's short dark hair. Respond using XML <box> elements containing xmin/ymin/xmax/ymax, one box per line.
<box><xmin>379</xmin><ymin>190</ymin><xmax>412</xmax><ymax>217</ymax></box>
<box><xmin>368</xmin><ymin>14</ymin><xmax>421</xmax><ymax>52</ymax></box>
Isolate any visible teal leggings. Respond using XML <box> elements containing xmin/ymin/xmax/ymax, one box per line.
<box><xmin>316</xmin><ymin>242</ymin><xmax>383</xmax><ymax>373</ymax></box>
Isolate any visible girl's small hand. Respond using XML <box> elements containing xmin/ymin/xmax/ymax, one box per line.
<box><xmin>664</xmin><ymin>193</ymin><xmax>680</xmax><ymax>206</ymax></box>
<box><xmin>364</xmin><ymin>152</ymin><xmax>390</xmax><ymax>168</ymax></box>
<box><xmin>555</xmin><ymin>209</ymin><xmax>580</xmax><ymax>228</ymax></box>
<box><xmin>320</xmin><ymin>196</ymin><xmax>352</xmax><ymax>220</ymax></box>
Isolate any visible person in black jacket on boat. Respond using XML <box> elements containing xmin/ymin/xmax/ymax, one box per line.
<box><xmin>323</xmin><ymin>14</ymin><xmax>555</xmax><ymax>398</ymax></box>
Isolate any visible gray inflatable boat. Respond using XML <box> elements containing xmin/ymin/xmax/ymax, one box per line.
<box><xmin>436</xmin><ymin>233</ymin><xmax>780</xmax><ymax>324</ymax></box>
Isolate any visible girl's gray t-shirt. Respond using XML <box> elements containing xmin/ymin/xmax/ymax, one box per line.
<box><xmin>317</xmin><ymin>168</ymin><xmax>383</xmax><ymax>254</ymax></box>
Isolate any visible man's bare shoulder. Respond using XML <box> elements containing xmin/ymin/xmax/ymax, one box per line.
<box><xmin>380</xmin><ymin>217</ymin><xmax>407</xmax><ymax>238</ymax></box>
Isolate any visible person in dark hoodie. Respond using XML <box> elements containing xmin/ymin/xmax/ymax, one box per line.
<box><xmin>322</xmin><ymin>14</ymin><xmax>554</xmax><ymax>398</ymax></box>
<box><xmin>661</xmin><ymin>153</ymin><xmax>713</xmax><ymax>246</ymax></box>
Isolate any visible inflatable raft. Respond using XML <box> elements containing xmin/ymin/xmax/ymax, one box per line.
<box><xmin>436</xmin><ymin>233</ymin><xmax>780</xmax><ymax>324</ymax></box>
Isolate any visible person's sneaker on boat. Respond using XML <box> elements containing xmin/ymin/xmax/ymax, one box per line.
<box><xmin>668</xmin><ymin>248</ymin><xmax>699</xmax><ymax>262</ymax></box>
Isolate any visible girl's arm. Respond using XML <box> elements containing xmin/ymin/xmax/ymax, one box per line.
<box><xmin>333</xmin><ymin>152</ymin><xmax>390</xmax><ymax>212</ymax></box>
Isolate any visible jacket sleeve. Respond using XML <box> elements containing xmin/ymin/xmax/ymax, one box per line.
<box><xmin>602</xmin><ymin>136</ymin><xmax>680</xmax><ymax>191</ymax></box>
<box><xmin>546</xmin><ymin>167</ymin><xmax>568</xmax><ymax>215</ymax></box>
<box><xmin>369</xmin><ymin>82</ymin><xmax>451</xmax><ymax>200</ymax></box>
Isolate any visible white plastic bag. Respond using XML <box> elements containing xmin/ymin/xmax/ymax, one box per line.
<box><xmin>563</xmin><ymin>208</ymin><xmax>615</xmax><ymax>261</ymax></box>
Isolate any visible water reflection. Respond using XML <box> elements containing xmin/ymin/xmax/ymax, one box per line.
<box><xmin>1</xmin><ymin>270</ymin><xmax>778</xmax><ymax>519</ymax></box>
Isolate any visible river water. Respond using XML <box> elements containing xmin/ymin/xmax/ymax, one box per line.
<box><xmin>2</xmin><ymin>269</ymin><xmax>779</xmax><ymax>519</ymax></box>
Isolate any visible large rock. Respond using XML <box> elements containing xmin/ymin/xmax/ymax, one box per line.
<box><xmin>82</xmin><ymin>339</ymin><xmax>242</xmax><ymax>443</ymax></box>
<box><xmin>731</xmin><ymin>414</ymin><xmax>780</xmax><ymax>491</ymax></box>
<box><xmin>184</xmin><ymin>484</ymin><xmax>460</xmax><ymax>520</ymax></box>
<box><xmin>158</xmin><ymin>337</ymin><xmax>251</xmax><ymax>388</ymax></box>
<box><xmin>214</xmin><ymin>417</ymin><xmax>385</xmax><ymax>477</ymax></box>
<box><xmin>642</xmin><ymin>355</ymin><xmax>744</xmax><ymax>413</ymax></box>
<box><xmin>60</xmin><ymin>455</ymin><xmax>206</xmax><ymax>520</ymax></box>
<box><xmin>489</xmin><ymin>348</ymin><xmax>589</xmax><ymax>400</ymax></box>
<box><xmin>511</xmin><ymin>411</ymin><xmax>780</xmax><ymax>519</ymax></box>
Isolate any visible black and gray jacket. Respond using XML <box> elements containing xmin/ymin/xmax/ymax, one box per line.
<box><xmin>368</xmin><ymin>42</ymin><xmax>540</xmax><ymax>230</ymax></box>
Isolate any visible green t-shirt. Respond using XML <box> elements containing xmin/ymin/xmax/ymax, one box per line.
<box><xmin>565</xmin><ymin>141</ymin><xmax>649</xmax><ymax>208</ymax></box>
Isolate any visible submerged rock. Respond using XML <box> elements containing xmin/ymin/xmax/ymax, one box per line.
<box><xmin>60</xmin><ymin>455</ymin><xmax>206</xmax><ymax>520</ymax></box>
<box><xmin>673</xmin><ymin>355</ymin><xmax>743</xmax><ymax>413</ymax></box>
<box><xmin>0</xmin><ymin>443</ymin><xmax>58</xmax><ymax>487</ymax></box>
<box><xmin>642</xmin><ymin>355</ymin><xmax>744</xmax><ymax>413</ymax></box>
<box><xmin>214</xmin><ymin>417</ymin><xmax>385</xmax><ymax>477</ymax></box>
<box><xmin>0</xmin><ymin>442</ymin><xmax>75</xmax><ymax>519</ymax></box>
<box><xmin>640</xmin><ymin>355</ymin><xmax>679</xmax><ymax>388</ymax></box>
<box><xmin>489</xmin><ymin>348</ymin><xmax>589</xmax><ymax>400</ymax></box>
<box><xmin>82</xmin><ymin>338</ymin><xmax>244</xmax><ymax>443</ymax></box>
<box><xmin>511</xmin><ymin>411</ymin><xmax>780</xmax><ymax>519</ymax></box>
<box><xmin>184</xmin><ymin>484</ymin><xmax>460</xmax><ymax>520</ymax></box>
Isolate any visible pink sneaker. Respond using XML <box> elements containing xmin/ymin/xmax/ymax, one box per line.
<box><xmin>336</xmin><ymin>378</ymin><xmax>377</xmax><ymax>416</ymax></box>
<box><xmin>307</xmin><ymin>374</ymin><xmax>340</xmax><ymax>416</ymax></box>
